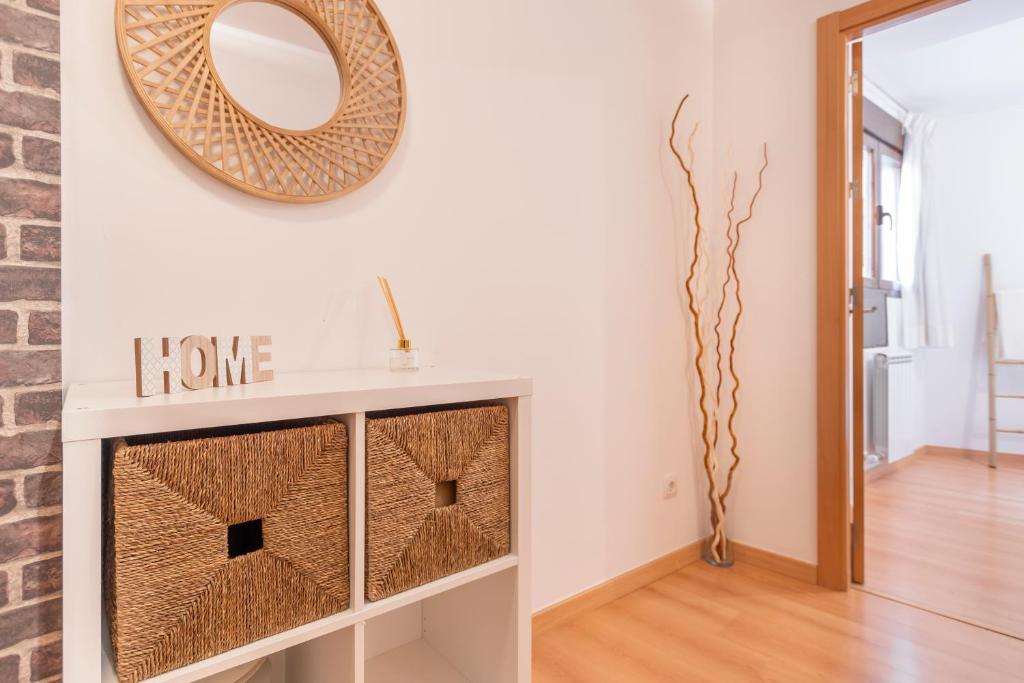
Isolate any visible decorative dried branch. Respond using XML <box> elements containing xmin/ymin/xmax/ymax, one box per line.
<box><xmin>688</xmin><ymin>121</ymin><xmax>714</xmax><ymax>360</ymax></box>
<box><xmin>671</xmin><ymin>95</ymin><xmax>768</xmax><ymax>564</ymax></box>
<box><xmin>712</xmin><ymin>173</ymin><xmax>739</xmax><ymax>451</ymax></box>
<box><xmin>687</xmin><ymin>122</ymin><xmax>699</xmax><ymax>166</ymax></box>
<box><xmin>719</xmin><ymin>144</ymin><xmax>769</xmax><ymax>509</ymax></box>
<box><xmin>689</xmin><ymin>122</ymin><xmax>714</xmax><ymax>356</ymax></box>
<box><xmin>670</xmin><ymin>96</ymin><xmax>726</xmax><ymax>560</ymax></box>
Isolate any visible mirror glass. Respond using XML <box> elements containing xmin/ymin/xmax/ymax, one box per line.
<box><xmin>210</xmin><ymin>3</ymin><xmax>341</xmax><ymax>131</ymax></box>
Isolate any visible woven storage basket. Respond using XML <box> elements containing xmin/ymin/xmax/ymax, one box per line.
<box><xmin>366</xmin><ymin>405</ymin><xmax>510</xmax><ymax>601</ymax></box>
<box><xmin>106</xmin><ymin>421</ymin><xmax>349</xmax><ymax>683</ymax></box>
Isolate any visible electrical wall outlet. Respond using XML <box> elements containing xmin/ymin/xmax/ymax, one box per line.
<box><xmin>663</xmin><ymin>473</ymin><xmax>679</xmax><ymax>499</ymax></box>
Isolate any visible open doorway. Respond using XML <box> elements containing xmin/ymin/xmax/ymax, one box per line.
<box><xmin>852</xmin><ymin>0</ymin><xmax>1024</xmax><ymax>637</ymax></box>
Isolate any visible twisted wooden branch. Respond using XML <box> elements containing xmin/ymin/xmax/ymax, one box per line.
<box><xmin>719</xmin><ymin>144</ymin><xmax>769</xmax><ymax>510</ymax></box>
<box><xmin>712</xmin><ymin>173</ymin><xmax>739</xmax><ymax>451</ymax></box>
<box><xmin>688</xmin><ymin>122</ymin><xmax>699</xmax><ymax>166</ymax></box>
<box><xmin>670</xmin><ymin>95</ymin><xmax>726</xmax><ymax>560</ymax></box>
<box><xmin>689</xmin><ymin>122</ymin><xmax>714</xmax><ymax>368</ymax></box>
<box><xmin>706</xmin><ymin>176</ymin><xmax>740</xmax><ymax>559</ymax></box>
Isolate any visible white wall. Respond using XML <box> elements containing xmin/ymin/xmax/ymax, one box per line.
<box><xmin>709</xmin><ymin>0</ymin><xmax>851</xmax><ymax>564</ymax></box>
<box><xmin>62</xmin><ymin>0</ymin><xmax>713</xmax><ymax>609</ymax></box>
<box><xmin>919</xmin><ymin>104</ymin><xmax>1024</xmax><ymax>455</ymax></box>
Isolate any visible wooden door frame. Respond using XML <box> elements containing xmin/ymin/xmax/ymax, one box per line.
<box><xmin>816</xmin><ymin>0</ymin><xmax>966</xmax><ymax>590</ymax></box>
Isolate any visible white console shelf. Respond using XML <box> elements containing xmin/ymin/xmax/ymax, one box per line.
<box><xmin>62</xmin><ymin>368</ymin><xmax>532</xmax><ymax>683</ymax></box>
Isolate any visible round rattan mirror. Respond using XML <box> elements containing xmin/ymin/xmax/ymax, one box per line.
<box><xmin>115</xmin><ymin>0</ymin><xmax>406</xmax><ymax>203</ymax></box>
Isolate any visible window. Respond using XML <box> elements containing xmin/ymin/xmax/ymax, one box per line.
<box><xmin>862</xmin><ymin>132</ymin><xmax>902</xmax><ymax>292</ymax></box>
<box><xmin>862</xmin><ymin>146</ymin><xmax>875</xmax><ymax>282</ymax></box>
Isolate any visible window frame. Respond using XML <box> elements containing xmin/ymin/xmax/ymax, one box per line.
<box><xmin>862</xmin><ymin>130</ymin><xmax>903</xmax><ymax>295</ymax></box>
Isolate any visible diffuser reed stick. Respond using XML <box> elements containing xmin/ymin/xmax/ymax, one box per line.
<box><xmin>377</xmin><ymin>276</ymin><xmax>408</xmax><ymax>345</ymax></box>
<box><xmin>377</xmin><ymin>276</ymin><xmax>420</xmax><ymax>370</ymax></box>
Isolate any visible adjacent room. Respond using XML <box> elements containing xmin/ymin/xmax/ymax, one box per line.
<box><xmin>857</xmin><ymin>0</ymin><xmax>1024</xmax><ymax>639</ymax></box>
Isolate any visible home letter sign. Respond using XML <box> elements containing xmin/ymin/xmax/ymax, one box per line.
<box><xmin>134</xmin><ymin>335</ymin><xmax>273</xmax><ymax>397</ymax></box>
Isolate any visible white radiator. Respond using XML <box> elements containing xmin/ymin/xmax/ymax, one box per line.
<box><xmin>871</xmin><ymin>353</ymin><xmax>917</xmax><ymax>463</ymax></box>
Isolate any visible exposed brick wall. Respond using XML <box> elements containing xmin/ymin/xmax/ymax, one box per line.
<box><xmin>0</xmin><ymin>0</ymin><xmax>61</xmax><ymax>681</ymax></box>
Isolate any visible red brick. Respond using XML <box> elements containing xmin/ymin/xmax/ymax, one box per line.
<box><xmin>0</xmin><ymin>133</ymin><xmax>13</xmax><ymax>169</ymax></box>
<box><xmin>15</xmin><ymin>390</ymin><xmax>60</xmax><ymax>426</ymax></box>
<box><xmin>0</xmin><ymin>655</ymin><xmax>18</xmax><ymax>681</ymax></box>
<box><xmin>27</xmin><ymin>0</ymin><xmax>59</xmax><ymax>15</ymax></box>
<box><xmin>0</xmin><ymin>479</ymin><xmax>15</xmax><ymax>517</ymax></box>
<box><xmin>0</xmin><ymin>570</ymin><xmax>7</xmax><ymax>607</ymax></box>
<box><xmin>13</xmin><ymin>53</ymin><xmax>59</xmax><ymax>94</ymax></box>
<box><xmin>0</xmin><ymin>6</ymin><xmax>59</xmax><ymax>53</ymax></box>
<box><xmin>30</xmin><ymin>639</ymin><xmax>60</xmax><ymax>681</ymax></box>
<box><xmin>21</xmin><ymin>557</ymin><xmax>60</xmax><ymax>600</ymax></box>
<box><xmin>19</xmin><ymin>225</ymin><xmax>59</xmax><ymax>263</ymax></box>
<box><xmin>0</xmin><ymin>597</ymin><xmax>60</xmax><ymax>650</ymax></box>
<box><xmin>0</xmin><ymin>431</ymin><xmax>60</xmax><ymax>470</ymax></box>
<box><xmin>0</xmin><ymin>90</ymin><xmax>60</xmax><ymax>136</ymax></box>
<box><xmin>0</xmin><ymin>266</ymin><xmax>60</xmax><ymax>301</ymax></box>
<box><xmin>0</xmin><ymin>514</ymin><xmax>60</xmax><ymax>563</ymax></box>
<box><xmin>0</xmin><ymin>22</ymin><xmax>60</xmax><ymax>658</ymax></box>
<box><xmin>23</xmin><ymin>471</ymin><xmax>60</xmax><ymax>507</ymax></box>
<box><xmin>0</xmin><ymin>178</ymin><xmax>60</xmax><ymax>221</ymax></box>
<box><xmin>21</xmin><ymin>137</ymin><xmax>60</xmax><ymax>175</ymax></box>
<box><xmin>0</xmin><ymin>310</ymin><xmax>16</xmax><ymax>343</ymax></box>
<box><xmin>27</xmin><ymin>311</ymin><xmax>58</xmax><ymax>345</ymax></box>
<box><xmin>0</xmin><ymin>350</ymin><xmax>60</xmax><ymax>386</ymax></box>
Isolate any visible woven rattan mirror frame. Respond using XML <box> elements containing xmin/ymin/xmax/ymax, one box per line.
<box><xmin>115</xmin><ymin>0</ymin><xmax>406</xmax><ymax>203</ymax></box>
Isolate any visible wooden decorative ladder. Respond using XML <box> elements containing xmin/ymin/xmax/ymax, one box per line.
<box><xmin>985</xmin><ymin>253</ymin><xmax>1022</xmax><ymax>469</ymax></box>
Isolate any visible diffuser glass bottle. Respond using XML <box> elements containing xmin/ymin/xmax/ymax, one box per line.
<box><xmin>389</xmin><ymin>340</ymin><xmax>420</xmax><ymax>371</ymax></box>
<box><xmin>378</xmin><ymin>276</ymin><xmax>420</xmax><ymax>372</ymax></box>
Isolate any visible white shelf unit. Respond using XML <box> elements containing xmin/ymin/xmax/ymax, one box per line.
<box><xmin>62</xmin><ymin>368</ymin><xmax>532</xmax><ymax>683</ymax></box>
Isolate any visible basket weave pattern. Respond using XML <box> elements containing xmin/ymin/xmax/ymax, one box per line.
<box><xmin>366</xmin><ymin>406</ymin><xmax>510</xmax><ymax>601</ymax></box>
<box><xmin>107</xmin><ymin>423</ymin><xmax>349</xmax><ymax>683</ymax></box>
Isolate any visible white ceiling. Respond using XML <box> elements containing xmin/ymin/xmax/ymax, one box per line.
<box><xmin>863</xmin><ymin>0</ymin><xmax>1024</xmax><ymax>114</ymax></box>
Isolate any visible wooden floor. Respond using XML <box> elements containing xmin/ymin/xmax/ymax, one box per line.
<box><xmin>532</xmin><ymin>561</ymin><xmax>1024</xmax><ymax>682</ymax></box>
<box><xmin>864</xmin><ymin>448</ymin><xmax>1024</xmax><ymax>638</ymax></box>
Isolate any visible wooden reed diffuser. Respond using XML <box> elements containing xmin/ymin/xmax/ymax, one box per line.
<box><xmin>669</xmin><ymin>94</ymin><xmax>768</xmax><ymax>566</ymax></box>
<box><xmin>377</xmin><ymin>276</ymin><xmax>420</xmax><ymax>371</ymax></box>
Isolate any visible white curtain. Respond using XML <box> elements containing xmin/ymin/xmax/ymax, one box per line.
<box><xmin>898</xmin><ymin>113</ymin><xmax>953</xmax><ymax>349</ymax></box>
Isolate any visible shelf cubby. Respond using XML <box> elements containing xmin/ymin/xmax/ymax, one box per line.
<box><xmin>364</xmin><ymin>568</ymin><xmax>518</xmax><ymax>683</ymax></box>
